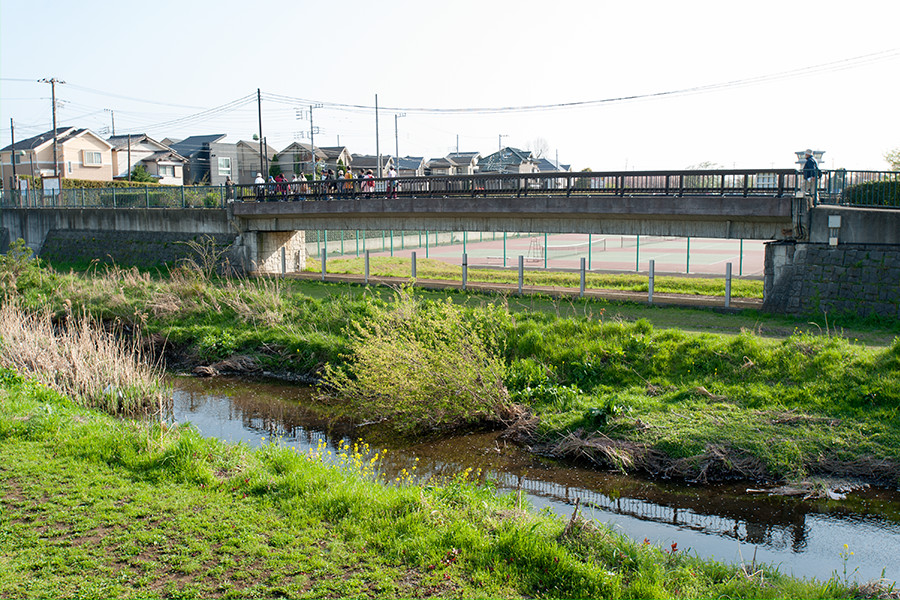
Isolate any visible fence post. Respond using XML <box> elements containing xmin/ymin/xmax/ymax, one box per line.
<box><xmin>686</xmin><ymin>237</ymin><xmax>691</xmax><ymax>274</ymax></box>
<box><xmin>321</xmin><ymin>251</ymin><xmax>326</xmax><ymax>282</ymax></box>
<box><xmin>648</xmin><ymin>259</ymin><xmax>655</xmax><ymax>304</ymax></box>
<box><xmin>580</xmin><ymin>257</ymin><xmax>586</xmax><ymax>298</ymax></box>
<box><xmin>544</xmin><ymin>232</ymin><xmax>548</xmax><ymax>269</ymax></box>
<box><xmin>462</xmin><ymin>253</ymin><xmax>468</xmax><ymax>291</ymax></box>
<box><xmin>635</xmin><ymin>235</ymin><xmax>640</xmax><ymax>272</ymax></box>
<box><xmin>739</xmin><ymin>239</ymin><xmax>744</xmax><ymax>276</ymax></box>
<box><xmin>725</xmin><ymin>262</ymin><xmax>732</xmax><ymax>308</ymax></box>
<box><xmin>112</xmin><ymin>187</ymin><xmax>117</xmax><ymax>208</ymax></box>
<box><xmin>411</xmin><ymin>251</ymin><xmax>417</xmax><ymax>279</ymax></box>
<box><xmin>281</xmin><ymin>247</ymin><xmax>286</xmax><ymax>277</ymax></box>
<box><xmin>588</xmin><ymin>233</ymin><xmax>592</xmax><ymax>270</ymax></box>
<box><xmin>426</xmin><ymin>231</ymin><xmax>430</xmax><ymax>258</ymax></box>
<box><xmin>364</xmin><ymin>250</ymin><xmax>370</xmax><ymax>284</ymax></box>
<box><xmin>146</xmin><ymin>186</ymin><xmax>150</xmax><ymax>208</ymax></box>
<box><xmin>180</xmin><ymin>186</ymin><xmax>185</xmax><ymax>208</ymax></box>
<box><xmin>356</xmin><ymin>230</ymin><xmax>359</xmax><ymax>257</ymax></box>
<box><xmin>518</xmin><ymin>255</ymin><xmax>524</xmax><ymax>295</ymax></box>
<box><xmin>390</xmin><ymin>229</ymin><xmax>394</xmax><ymax>256</ymax></box>
<box><xmin>81</xmin><ymin>188</ymin><xmax>85</xmax><ymax>207</ymax></box>
<box><xmin>503</xmin><ymin>231</ymin><xmax>507</xmax><ymax>267</ymax></box>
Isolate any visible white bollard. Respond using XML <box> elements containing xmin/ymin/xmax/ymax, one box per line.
<box><xmin>411</xmin><ymin>251</ymin><xmax>417</xmax><ymax>279</ymax></box>
<box><xmin>580</xmin><ymin>257</ymin><xmax>586</xmax><ymax>297</ymax></box>
<box><xmin>725</xmin><ymin>262</ymin><xmax>732</xmax><ymax>308</ymax></box>
<box><xmin>518</xmin><ymin>255</ymin><xmax>524</xmax><ymax>295</ymax></box>
<box><xmin>281</xmin><ymin>247</ymin><xmax>286</xmax><ymax>277</ymax></box>
<box><xmin>321</xmin><ymin>252</ymin><xmax>326</xmax><ymax>282</ymax></box>
<box><xmin>648</xmin><ymin>259</ymin><xmax>655</xmax><ymax>304</ymax></box>
<box><xmin>462</xmin><ymin>252</ymin><xmax>468</xmax><ymax>291</ymax></box>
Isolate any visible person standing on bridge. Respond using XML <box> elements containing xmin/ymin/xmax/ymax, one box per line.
<box><xmin>254</xmin><ymin>172</ymin><xmax>265</xmax><ymax>201</ymax></box>
<box><xmin>801</xmin><ymin>150</ymin><xmax>820</xmax><ymax>205</ymax></box>
<box><xmin>387</xmin><ymin>165</ymin><xmax>397</xmax><ymax>199</ymax></box>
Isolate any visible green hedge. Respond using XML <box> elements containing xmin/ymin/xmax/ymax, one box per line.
<box><xmin>842</xmin><ymin>179</ymin><xmax>900</xmax><ymax>207</ymax></box>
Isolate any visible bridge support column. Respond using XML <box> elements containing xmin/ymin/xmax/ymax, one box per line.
<box><xmin>244</xmin><ymin>230</ymin><xmax>307</xmax><ymax>274</ymax></box>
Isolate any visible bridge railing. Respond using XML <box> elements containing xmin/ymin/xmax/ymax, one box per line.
<box><xmin>3</xmin><ymin>169</ymin><xmax>895</xmax><ymax>208</ymax></box>
<box><xmin>0</xmin><ymin>185</ymin><xmax>227</xmax><ymax>209</ymax></box>
<box><xmin>814</xmin><ymin>169</ymin><xmax>899</xmax><ymax>208</ymax></box>
<box><xmin>230</xmin><ymin>168</ymin><xmax>802</xmax><ymax>203</ymax></box>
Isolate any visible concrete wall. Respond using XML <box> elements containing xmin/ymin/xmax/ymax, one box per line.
<box><xmin>763</xmin><ymin>241</ymin><xmax>900</xmax><ymax>319</ymax></box>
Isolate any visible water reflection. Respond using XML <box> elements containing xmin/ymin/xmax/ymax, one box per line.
<box><xmin>168</xmin><ymin>376</ymin><xmax>900</xmax><ymax>584</ymax></box>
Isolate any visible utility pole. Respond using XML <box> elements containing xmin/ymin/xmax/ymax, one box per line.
<box><xmin>309</xmin><ymin>103</ymin><xmax>322</xmax><ymax>178</ymax></box>
<box><xmin>9</xmin><ymin>118</ymin><xmax>17</xmax><ymax>188</ymax></box>
<box><xmin>40</xmin><ymin>77</ymin><xmax>65</xmax><ymax>177</ymax></box>
<box><xmin>105</xmin><ymin>109</ymin><xmax>116</xmax><ymax>136</ymax></box>
<box><xmin>127</xmin><ymin>134</ymin><xmax>132</xmax><ymax>181</ymax></box>
<box><xmin>498</xmin><ymin>134</ymin><xmax>508</xmax><ymax>173</ymax></box>
<box><xmin>257</xmin><ymin>89</ymin><xmax>265</xmax><ymax>178</ymax></box>
<box><xmin>394</xmin><ymin>113</ymin><xmax>406</xmax><ymax>171</ymax></box>
<box><xmin>375</xmin><ymin>94</ymin><xmax>381</xmax><ymax>176</ymax></box>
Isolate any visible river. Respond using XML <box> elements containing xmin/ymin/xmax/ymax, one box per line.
<box><xmin>168</xmin><ymin>375</ymin><xmax>900</xmax><ymax>585</ymax></box>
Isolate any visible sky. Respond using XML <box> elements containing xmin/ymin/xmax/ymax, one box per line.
<box><xmin>2</xmin><ymin>0</ymin><xmax>899</xmax><ymax>172</ymax></box>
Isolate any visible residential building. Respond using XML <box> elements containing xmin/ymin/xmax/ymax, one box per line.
<box><xmin>396</xmin><ymin>156</ymin><xmax>425</xmax><ymax>176</ymax></box>
<box><xmin>272</xmin><ymin>142</ymin><xmax>327</xmax><ymax>179</ymax></box>
<box><xmin>1</xmin><ymin>127</ymin><xmax>114</xmax><ymax>184</ymax></box>
<box><xmin>168</xmin><ymin>134</ymin><xmax>239</xmax><ymax>185</ymax></box>
<box><xmin>445</xmin><ymin>152</ymin><xmax>481</xmax><ymax>175</ymax></box>
<box><xmin>425</xmin><ymin>156</ymin><xmax>458</xmax><ymax>176</ymax></box>
<box><xmin>107</xmin><ymin>134</ymin><xmax>187</xmax><ymax>185</ymax></box>
<box><xmin>236</xmin><ymin>140</ymin><xmax>277</xmax><ymax>184</ymax></box>
<box><xmin>350</xmin><ymin>154</ymin><xmax>393</xmax><ymax>176</ymax></box>
<box><xmin>478</xmin><ymin>147</ymin><xmax>538</xmax><ymax>174</ymax></box>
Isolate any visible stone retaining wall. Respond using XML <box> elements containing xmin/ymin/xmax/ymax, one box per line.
<box><xmin>763</xmin><ymin>241</ymin><xmax>900</xmax><ymax>319</ymax></box>
<box><xmin>38</xmin><ymin>229</ymin><xmax>240</xmax><ymax>270</ymax></box>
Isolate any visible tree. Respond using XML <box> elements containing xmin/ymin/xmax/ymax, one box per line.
<box><xmin>526</xmin><ymin>137</ymin><xmax>550</xmax><ymax>159</ymax></box>
<box><xmin>130</xmin><ymin>164</ymin><xmax>154</xmax><ymax>183</ymax></box>
<box><xmin>884</xmin><ymin>148</ymin><xmax>900</xmax><ymax>171</ymax></box>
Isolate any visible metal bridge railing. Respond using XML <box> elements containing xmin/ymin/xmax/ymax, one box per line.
<box><xmin>1</xmin><ymin>169</ymin><xmax>896</xmax><ymax>209</ymax></box>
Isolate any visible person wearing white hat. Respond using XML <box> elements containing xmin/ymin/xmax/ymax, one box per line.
<box><xmin>254</xmin><ymin>172</ymin><xmax>265</xmax><ymax>200</ymax></box>
<box><xmin>800</xmin><ymin>150</ymin><xmax>820</xmax><ymax>205</ymax></box>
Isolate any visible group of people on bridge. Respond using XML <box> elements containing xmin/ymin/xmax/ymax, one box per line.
<box><xmin>241</xmin><ymin>165</ymin><xmax>400</xmax><ymax>202</ymax></box>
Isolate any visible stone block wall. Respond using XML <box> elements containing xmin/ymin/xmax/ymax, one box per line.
<box><xmin>763</xmin><ymin>241</ymin><xmax>900</xmax><ymax>319</ymax></box>
<box><xmin>37</xmin><ymin>229</ymin><xmax>241</xmax><ymax>271</ymax></box>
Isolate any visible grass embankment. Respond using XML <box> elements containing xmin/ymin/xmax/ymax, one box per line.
<box><xmin>9</xmin><ymin>247</ymin><xmax>900</xmax><ymax>485</ymax></box>
<box><xmin>307</xmin><ymin>256</ymin><xmax>765</xmax><ymax>298</ymax></box>
<box><xmin>0</xmin><ymin>371</ymin><xmax>857</xmax><ymax>598</ymax></box>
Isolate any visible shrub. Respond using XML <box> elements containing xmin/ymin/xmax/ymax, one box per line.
<box><xmin>321</xmin><ymin>289</ymin><xmax>512</xmax><ymax>433</ymax></box>
<box><xmin>841</xmin><ymin>179</ymin><xmax>900</xmax><ymax>207</ymax></box>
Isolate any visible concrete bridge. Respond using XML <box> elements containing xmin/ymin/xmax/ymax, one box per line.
<box><xmin>2</xmin><ymin>168</ymin><xmax>898</xmax><ymax>318</ymax></box>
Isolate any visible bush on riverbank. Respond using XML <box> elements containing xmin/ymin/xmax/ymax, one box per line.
<box><xmin>321</xmin><ymin>288</ymin><xmax>514</xmax><ymax>433</ymax></box>
<box><xmin>0</xmin><ymin>374</ymin><xmax>857</xmax><ymax>598</ymax></box>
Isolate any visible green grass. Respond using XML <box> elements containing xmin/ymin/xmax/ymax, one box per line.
<box><xmin>306</xmin><ymin>256</ymin><xmax>766</xmax><ymax>298</ymax></box>
<box><xmin>9</xmin><ymin>257</ymin><xmax>900</xmax><ymax>483</ymax></box>
<box><xmin>0</xmin><ymin>373</ymin><xmax>857</xmax><ymax>598</ymax></box>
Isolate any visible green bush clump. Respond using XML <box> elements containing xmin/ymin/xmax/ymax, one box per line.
<box><xmin>842</xmin><ymin>179</ymin><xmax>900</xmax><ymax>207</ymax></box>
<box><xmin>321</xmin><ymin>288</ymin><xmax>513</xmax><ymax>433</ymax></box>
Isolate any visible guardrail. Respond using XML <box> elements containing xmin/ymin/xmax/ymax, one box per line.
<box><xmin>1</xmin><ymin>169</ymin><xmax>896</xmax><ymax>208</ymax></box>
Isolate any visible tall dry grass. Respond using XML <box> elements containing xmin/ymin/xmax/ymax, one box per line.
<box><xmin>0</xmin><ymin>299</ymin><xmax>169</xmax><ymax>416</ymax></box>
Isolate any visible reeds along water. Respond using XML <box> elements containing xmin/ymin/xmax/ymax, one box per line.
<box><xmin>0</xmin><ymin>299</ymin><xmax>170</xmax><ymax>416</ymax></box>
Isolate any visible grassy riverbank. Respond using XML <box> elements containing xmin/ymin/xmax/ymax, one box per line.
<box><xmin>0</xmin><ymin>372</ymin><xmax>859</xmax><ymax>598</ymax></box>
<box><xmin>9</xmin><ymin>249</ymin><xmax>900</xmax><ymax>486</ymax></box>
<box><xmin>307</xmin><ymin>256</ymin><xmax>766</xmax><ymax>298</ymax></box>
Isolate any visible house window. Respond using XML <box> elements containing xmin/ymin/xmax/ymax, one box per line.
<box><xmin>67</xmin><ymin>161</ymin><xmax>73</xmax><ymax>173</ymax></box>
<box><xmin>13</xmin><ymin>154</ymin><xmax>22</xmax><ymax>165</ymax></box>
<box><xmin>217</xmin><ymin>157</ymin><xmax>231</xmax><ymax>176</ymax></box>
<box><xmin>159</xmin><ymin>165</ymin><xmax>175</xmax><ymax>178</ymax></box>
<box><xmin>83</xmin><ymin>150</ymin><xmax>102</xmax><ymax>166</ymax></box>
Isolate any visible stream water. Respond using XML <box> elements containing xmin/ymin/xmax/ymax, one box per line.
<box><xmin>168</xmin><ymin>375</ymin><xmax>900</xmax><ymax>585</ymax></box>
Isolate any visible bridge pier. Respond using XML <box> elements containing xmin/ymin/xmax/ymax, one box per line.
<box><xmin>241</xmin><ymin>230</ymin><xmax>307</xmax><ymax>274</ymax></box>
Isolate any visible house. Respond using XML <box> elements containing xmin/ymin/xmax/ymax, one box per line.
<box><xmin>1</xmin><ymin>127</ymin><xmax>114</xmax><ymax>184</ymax></box>
<box><xmin>478</xmin><ymin>147</ymin><xmax>538</xmax><ymax>174</ymax></box>
<box><xmin>425</xmin><ymin>157</ymin><xmax>458</xmax><ymax>176</ymax></box>
<box><xmin>445</xmin><ymin>152</ymin><xmax>481</xmax><ymax>175</ymax></box>
<box><xmin>317</xmin><ymin>146</ymin><xmax>353</xmax><ymax>172</ymax></box>
<box><xmin>534</xmin><ymin>157</ymin><xmax>571</xmax><ymax>173</ymax></box>
<box><xmin>236</xmin><ymin>140</ymin><xmax>277</xmax><ymax>184</ymax></box>
<box><xmin>349</xmin><ymin>154</ymin><xmax>393</xmax><ymax>176</ymax></box>
<box><xmin>272</xmin><ymin>142</ymin><xmax>327</xmax><ymax>179</ymax></box>
<box><xmin>396</xmin><ymin>156</ymin><xmax>425</xmax><ymax>177</ymax></box>
<box><xmin>107</xmin><ymin>134</ymin><xmax>188</xmax><ymax>185</ymax></box>
<box><xmin>168</xmin><ymin>134</ymin><xmax>239</xmax><ymax>185</ymax></box>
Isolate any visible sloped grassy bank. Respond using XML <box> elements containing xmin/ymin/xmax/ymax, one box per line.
<box><xmin>2</xmin><ymin>371</ymin><xmax>862</xmax><ymax>598</ymax></box>
<box><xmin>6</xmin><ymin>248</ymin><xmax>900</xmax><ymax>486</ymax></box>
